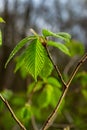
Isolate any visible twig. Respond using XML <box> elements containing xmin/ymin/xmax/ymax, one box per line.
<box><xmin>63</xmin><ymin>56</ymin><xmax>79</xmax><ymax>77</ymax></box>
<box><xmin>31</xmin><ymin>116</ymin><xmax>39</xmax><ymax>130</ymax></box>
<box><xmin>45</xmin><ymin>45</ymin><xmax>66</xmax><ymax>87</ymax></box>
<box><xmin>41</xmin><ymin>53</ymin><xmax>87</xmax><ymax>130</ymax></box>
<box><xmin>66</xmin><ymin>53</ymin><xmax>87</xmax><ymax>87</ymax></box>
<box><xmin>0</xmin><ymin>93</ymin><xmax>26</xmax><ymax>130</ymax></box>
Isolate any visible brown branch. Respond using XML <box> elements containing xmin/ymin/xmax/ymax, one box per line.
<box><xmin>66</xmin><ymin>53</ymin><xmax>87</xmax><ymax>87</ymax></box>
<box><xmin>31</xmin><ymin>116</ymin><xmax>39</xmax><ymax>130</ymax></box>
<box><xmin>0</xmin><ymin>94</ymin><xmax>26</xmax><ymax>130</ymax></box>
<box><xmin>63</xmin><ymin>56</ymin><xmax>79</xmax><ymax>77</ymax></box>
<box><xmin>45</xmin><ymin>45</ymin><xmax>66</xmax><ymax>87</ymax></box>
<box><xmin>41</xmin><ymin>53</ymin><xmax>87</xmax><ymax>130</ymax></box>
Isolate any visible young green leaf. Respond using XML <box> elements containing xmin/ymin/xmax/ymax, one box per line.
<box><xmin>42</xmin><ymin>29</ymin><xmax>71</xmax><ymax>42</ymax></box>
<box><xmin>39</xmin><ymin>56</ymin><xmax>53</xmax><ymax>79</ymax></box>
<box><xmin>47</xmin><ymin>77</ymin><xmax>61</xmax><ymax>88</ymax></box>
<box><xmin>0</xmin><ymin>30</ymin><xmax>2</xmax><ymax>46</ymax></box>
<box><xmin>5</xmin><ymin>36</ymin><xmax>36</xmax><ymax>68</ymax></box>
<box><xmin>14</xmin><ymin>52</ymin><xmax>26</xmax><ymax>72</ymax></box>
<box><xmin>37</xmin><ymin>84</ymin><xmax>53</xmax><ymax>108</ymax></box>
<box><xmin>65</xmin><ymin>40</ymin><xmax>85</xmax><ymax>57</ymax></box>
<box><xmin>24</xmin><ymin>39</ymin><xmax>47</xmax><ymax>80</ymax></box>
<box><xmin>57</xmin><ymin>32</ymin><xmax>71</xmax><ymax>40</ymax></box>
<box><xmin>0</xmin><ymin>17</ymin><xmax>5</xmax><ymax>23</ymax></box>
<box><xmin>47</xmin><ymin>40</ymin><xmax>71</xmax><ymax>56</ymax></box>
<box><xmin>21</xmin><ymin>104</ymin><xmax>32</xmax><ymax>120</ymax></box>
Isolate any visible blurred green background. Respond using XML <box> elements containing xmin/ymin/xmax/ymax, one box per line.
<box><xmin>0</xmin><ymin>0</ymin><xmax>87</xmax><ymax>130</ymax></box>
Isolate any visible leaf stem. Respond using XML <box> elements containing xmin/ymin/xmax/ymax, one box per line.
<box><xmin>30</xmin><ymin>28</ymin><xmax>38</xmax><ymax>37</ymax></box>
<box><xmin>0</xmin><ymin>94</ymin><xmax>26</xmax><ymax>130</ymax></box>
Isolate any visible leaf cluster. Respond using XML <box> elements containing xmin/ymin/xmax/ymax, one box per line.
<box><xmin>5</xmin><ymin>29</ymin><xmax>71</xmax><ymax>80</ymax></box>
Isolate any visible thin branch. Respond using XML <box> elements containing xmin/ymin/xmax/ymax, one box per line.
<box><xmin>63</xmin><ymin>56</ymin><xmax>79</xmax><ymax>77</ymax></box>
<box><xmin>41</xmin><ymin>53</ymin><xmax>87</xmax><ymax>130</ymax></box>
<box><xmin>0</xmin><ymin>94</ymin><xmax>26</xmax><ymax>130</ymax></box>
<box><xmin>45</xmin><ymin>45</ymin><xmax>66</xmax><ymax>87</ymax></box>
<box><xmin>31</xmin><ymin>116</ymin><xmax>39</xmax><ymax>130</ymax></box>
<box><xmin>67</xmin><ymin>53</ymin><xmax>87</xmax><ymax>87</ymax></box>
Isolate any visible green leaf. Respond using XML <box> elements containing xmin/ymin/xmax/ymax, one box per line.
<box><xmin>65</xmin><ymin>40</ymin><xmax>85</xmax><ymax>56</ymax></box>
<box><xmin>5</xmin><ymin>36</ymin><xmax>36</xmax><ymax>68</ymax></box>
<box><xmin>37</xmin><ymin>84</ymin><xmax>53</xmax><ymax>108</ymax></box>
<box><xmin>0</xmin><ymin>17</ymin><xmax>5</xmax><ymax>23</ymax></box>
<box><xmin>57</xmin><ymin>32</ymin><xmax>71</xmax><ymax>40</ymax></box>
<box><xmin>47</xmin><ymin>40</ymin><xmax>71</xmax><ymax>56</ymax></box>
<box><xmin>50</xmin><ymin>87</ymin><xmax>63</xmax><ymax>108</ymax></box>
<box><xmin>21</xmin><ymin>104</ymin><xmax>32</xmax><ymax>120</ymax></box>
<box><xmin>82</xmin><ymin>89</ymin><xmax>87</xmax><ymax>100</ymax></box>
<box><xmin>0</xmin><ymin>30</ymin><xmax>2</xmax><ymax>46</ymax></box>
<box><xmin>39</xmin><ymin>57</ymin><xmax>53</xmax><ymax>79</ymax></box>
<box><xmin>24</xmin><ymin>39</ymin><xmax>47</xmax><ymax>80</ymax></box>
<box><xmin>14</xmin><ymin>52</ymin><xmax>26</xmax><ymax>72</ymax></box>
<box><xmin>75</xmin><ymin>72</ymin><xmax>87</xmax><ymax>87</ymax></box>
<box><xmin>1</xmin><ymin>89</ymin><xmax>13</xmax><ymax>100</ymax></box>
<box><xmin>47</xmin><ymin>77</ymin><xmax>61</xmax><ymax>88</ymax></box>
<box><xmin>42</xmin><ymin>29</ymin><xmax>71</xmax><ymax>42</ymax></box>
<box><xmin>27</xmin><ymin>81</ymin><xmax>43</xmax><ymax>95</ymax></box>
<box><xmin>15</xmin><ymin>52</ymin><xmax>31</xmax><ymax>78</ymax></box>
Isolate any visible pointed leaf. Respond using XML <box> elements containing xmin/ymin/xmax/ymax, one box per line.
<box><xmin>0</xmin><ymin>17</ymin><xmax>5</xmax><ymax>23</ymax></box>
<box><xmin>57</xmin><ymin>32</ymin><xmax>71</xmax><ymax>40</ymax></box>
<box><xmin>5</xmin><ymin>36</ymin><xmax>36</xmax><ymax>68</ymax></box>
<box><xmin>42</xmin><ymin>29</ymin><xmax>71</xmax><ymax>42</ymax></box>
<box><xmin>47</xmin><ymin>40</ymin><xmax>71</xmax><ymax>56</ymax></box>
<box><xmin>0</xmin><ymin>30</ymin><xmax>2</xmax><ymax>46</ymax></box>
<box><xmin>24</xmin><ymin>39</ymin><xmax>47</xmax><ymax>80</ymax></box>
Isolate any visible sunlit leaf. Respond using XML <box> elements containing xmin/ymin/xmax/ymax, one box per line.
<box><xmin>65</xmin><ymin>40</ymin><xmax>85</xmax><ymax>56</ymax></box>
<box><xmin>39</xmin><ymin>57</ymin><xmax>53</xmax><ymax>79</ymax></box>
<box><xmin>5</xmin><ymin>36</ymin><xmax>36</xmax><ymax>68</ymax></box>
<box><xmin>0</xmin><ymin>17</ymin><xmax>5</xmax><ymax>23</ymax></box>
<box><xmin>42</xmin><ymin>29</ymin><xmax>71</xmax><ymax>42</ymax></box>
<box><xmin>37</xmin><ymin>84</ymin><xmax>53</xmax><ymax>108</ymax></box>
<box><xmin>50</xmin><ymin>87</ymin><xmax>64</xmax><ymax>111</ymax></box>
<box><xmin>57</xmin><ymin>32</ymin><xmax>71</xmax><ymax>40</ymax></box>
<box><xmin>21</xmin><ymin>104</ymin><xmax>32</xmax><ymax>120</ymax></box>
<box><xmin>47</xmin><ymin>40</ymin><xmax>71</xmax><ymax>56</ymax></box>
<box><xmin>24</xmin><ymin>39</ymin><xmax>47</xmax><ymax>80</ymax></box>
<box><xmin>14</xmin><ymin>52</ymin><xmax>26</xmax><ymax>72</ymax></box>
<box><xmin>27</xmin><ymin>81</ymin><xmax>43</xmax><ymax>95</ymax></box>
<box><xmin>47</xmin><ymin>77</ymin><xmax>61</xmax><ymax>88</ymax></box>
